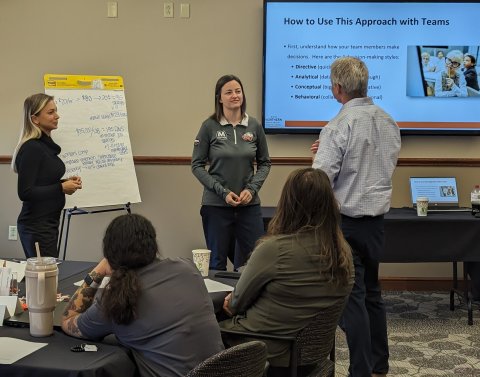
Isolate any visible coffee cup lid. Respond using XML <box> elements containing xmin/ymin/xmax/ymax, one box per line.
<box><xmin>27</xmin><ymin>257</ymin><xmax>57</xmax><ymax>266</ymax></box>
<box><xmin>417</xmin><ymin>197</ymin><xmax>429</xmax><ymax>201</ymax></box>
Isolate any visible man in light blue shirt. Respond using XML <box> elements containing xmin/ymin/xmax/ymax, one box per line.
<box><xmin>312</xmin><ymin>57</ymin><xmax>401</xmax><ymax>377</ymax></box>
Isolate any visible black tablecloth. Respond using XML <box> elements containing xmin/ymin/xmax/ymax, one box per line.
<box><xmin>384</xmin><ymin>208</ymin><xmax>480</xmax><ymax>262</ymax></box>
<box><xmin>262</xmin><ymin>207</ymin><xmax>480</xmax><ymax>263</ymax></box>
<box><xmin>13</xmin><ymin>260</ymin><xmax>97</xmax><ymax>298</ymax></box>
<box><xmin>1</xmin><ymin>260</ymin><xmax>137</xmax><ymax>377</ymax></box>
<box><xmin>0</xmin><ymin>327</ymin><xmax>136</xmax><ymax>377</ymax></box>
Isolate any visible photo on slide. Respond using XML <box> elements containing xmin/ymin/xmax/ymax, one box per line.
<box><xmin>406</xmin><ymin>45</ymin><xmax>480</xmax><ymax>98</ymax></box>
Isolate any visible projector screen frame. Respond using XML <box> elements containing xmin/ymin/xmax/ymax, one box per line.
<box><xmin>262</xmin><ymin>0</ymin><xmax>480</xmax><ymax>136</ymax></box>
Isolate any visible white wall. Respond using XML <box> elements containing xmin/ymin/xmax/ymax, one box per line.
<box><xmin>1</xmin><ymin>0</ymin><xmax>479</xmax><ymax>278</ymax></box>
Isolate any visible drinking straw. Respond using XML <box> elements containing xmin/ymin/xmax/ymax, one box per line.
<box><xmin>34</xmin><ymin>242</ymin><xmax>42</xmax><ymax>262</ymax></box>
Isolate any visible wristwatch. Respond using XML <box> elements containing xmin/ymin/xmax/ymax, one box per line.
<box><xmin>83</xmin><ymin>273</ymin><xmax>100</xmax><ymax>289</ymax></box>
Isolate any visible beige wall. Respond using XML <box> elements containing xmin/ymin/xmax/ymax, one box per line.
<box><xmin>1</xmin><ymin>1</ymin><xmax>479</xmax><ymax>278</ymax></box>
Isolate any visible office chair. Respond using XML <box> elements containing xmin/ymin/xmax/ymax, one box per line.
<box><xmin>220</xmin><ymin>299</ymin><xmax>346</xmax><ymax>377</ymax></box>
<box><xmin>185</xmin><ymin>340</ymin><xmax>267</xmax><ymax>377</ymax></box>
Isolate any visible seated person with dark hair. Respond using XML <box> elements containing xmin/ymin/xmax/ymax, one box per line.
<box><xmin>221</xmin><ymin>168</ymin><xmax>354</xmax><ymax>377</ymax></box>
<box><xmin>62</xmin><ymin>213</ymin><xmax>224</xmax><ymax>377</ymax></box>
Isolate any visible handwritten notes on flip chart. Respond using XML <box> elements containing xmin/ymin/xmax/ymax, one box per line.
<box><xmin>45</xmin><ymin>74</ymin><xmax>141</xmax><ymax>209</ymax></box>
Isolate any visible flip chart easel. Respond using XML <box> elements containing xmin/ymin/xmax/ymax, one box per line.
<box><xmin>57</xmin><ymin>204</ymin><xmax>131</xmax><ymax>260</ymax></box>
<box><xmin>44</xmin><ymin>74</ymin><xmax>141</xmax><ymax>259</ymax></box>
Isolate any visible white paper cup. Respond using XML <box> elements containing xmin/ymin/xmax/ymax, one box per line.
<box><xmin>192</xmin><ymin>249</ymin><xmax>211</xmax><ymax>277</ymax></box>
<box><xmin>416</xmin><ymin>197</ymin><xmax>429</xmax><ymax>216</ymax></box>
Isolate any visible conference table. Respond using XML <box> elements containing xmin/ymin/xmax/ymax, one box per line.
<box><xmin>0</xmin><ymin>260</ymin><xmax>137</xmax><ymax>377</ymax></box>
<box><xmin>262</xmin><ymin>207</ymin><xmax>480</xmax><ymax>324</ymax></box>
<box><xmin>0</xmin><ymin>327</ymin><xmax>136</xmax><ymax>377</ymax></box>
<box><xmin>1</xmin><ymin>260</ymin><xmax>237</xmax><ymax>376</ymax></box>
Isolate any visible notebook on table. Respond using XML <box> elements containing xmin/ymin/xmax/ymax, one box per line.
<box><xmin>409</xmin><ymin>177</ymin><xmax>470</xmax><ymax>212</ymax></box>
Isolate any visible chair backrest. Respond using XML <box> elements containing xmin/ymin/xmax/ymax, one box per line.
<box><xmin>185</xmin><ymin>340</ymin><xmax>267</xmax><ymax>377</ymax></box>
<box><xmin>296</xmin><ymin>298</ymin><xmax>346</xmax><ymax>366</ymax></box>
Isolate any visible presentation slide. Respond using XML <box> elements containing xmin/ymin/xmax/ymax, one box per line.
<box><xmin>263</xmin><ymin>2</ymin><xmax>480</xmax><ymax>134</ymax></box>
<box><xmin>409</xmin><ymin>177</ymin><xmax>458</xmax><ymax>204</ymax></box>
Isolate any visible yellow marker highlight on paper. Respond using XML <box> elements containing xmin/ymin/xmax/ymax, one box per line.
<box><xmin>44</xmin><ymin>74</ymin><xmax>124</xmax><ymax>90</ymax></box>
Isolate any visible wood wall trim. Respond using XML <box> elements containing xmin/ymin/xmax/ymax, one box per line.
<box><xmin>380</xmin><ymin>277</ymin><xmax>466</xmax><ymax>291</ymax></box>
<box><xmin>2</xmin><ymin>155</ymin><xmax>480</xmax><ymax>167</ymax></box>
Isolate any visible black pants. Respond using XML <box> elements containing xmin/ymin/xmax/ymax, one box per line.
<box><xmin>200</xmin><ymin>204</ymin><xmax>264</xmax><ymax>270</ymax></box>
<box><xmin>18</xmin><ymin>218</ymin><xmax>60</xmax><ymax>258</ymax></box>
<box><xmin>465</xmin><ymin>262</ymin><xmax>480</xmax><ymax>300</ymax></box>
<box><xmin>340</xmin><ymin>215</ymin><xmax>389</xmax><ymax>377</ymax></box>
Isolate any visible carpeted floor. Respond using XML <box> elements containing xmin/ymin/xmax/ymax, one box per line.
<box><xmin>335</xmin><ymin>291</ymin><xmax>480</xmax><ymax>376</ymax></box>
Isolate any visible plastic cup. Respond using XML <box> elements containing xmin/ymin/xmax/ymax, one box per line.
<box><xmin>416</xmin><ymin>197</ymin><xmax>429</xmax><ymax>216</ymax></box>
<box><xmin>192</xmin><ymin>249</ymin><xmax>211</xmax><ymax>277</ymax></box>
<box><xmin>25</xmin><ymin>257</ymin><xmax>58</xmax><ymax>337</ymax></box>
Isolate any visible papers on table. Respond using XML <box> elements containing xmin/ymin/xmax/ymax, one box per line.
<box><xmin>73</xmin><ymin>277</ymin><xmax>233</xmax><ymax>293</ymax></box>
<box><xmin>0</xmin><ymin>337</ymin><xmax>47</xmax><ymax>364</ymax></box>
<box><xmin>203</xmin><ymin>278</ymin><xmax>234</xmax><ymax>293</ymax></box>
<box><xmin>0</xmin><ymin>296</ymin><xmax>23</xmax><ymax>321</ymax></box>
<box><xmin>0</xmin><ymin>260</ymin><xmax>26</xmax><ymax>283</ymax></box>
<box><xmin>0</xmin><ymin>268</ymin><xmax>11</xmax><ymax>296</ymax></box>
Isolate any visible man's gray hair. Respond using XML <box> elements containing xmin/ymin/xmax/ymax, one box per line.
<box><xmin>330</xmin><ymin>57</ymin><xmax>369</xmax><ymax>98</ymax></box>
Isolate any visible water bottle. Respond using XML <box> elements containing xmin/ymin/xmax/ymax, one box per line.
<box><xmin>471</xmin><ymin>185</ymin><xmax>480</xmax><ymax>216</ymax></box>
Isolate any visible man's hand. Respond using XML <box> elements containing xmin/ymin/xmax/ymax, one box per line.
<box><xmin>310</xmin><ymin>139</ymin><xmax>320</xmax><ymax>154</ymax></box>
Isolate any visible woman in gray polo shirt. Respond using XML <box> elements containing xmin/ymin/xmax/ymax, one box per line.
<box><xmin>192</xmin><ymin>74</ymin><xmax>271</xmax><ymax>271</ymax></box>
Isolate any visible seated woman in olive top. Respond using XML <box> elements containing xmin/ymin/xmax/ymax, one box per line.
<box><xmin>221</xmin><ymin>168</ymin><xmax>354</xmax><ymax>376</ymax></box>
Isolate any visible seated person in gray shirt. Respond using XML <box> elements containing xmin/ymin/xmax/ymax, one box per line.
<box><xmin>62</xmin><ymin>214</ymin><xmax>224</xmax><ymax>377</ymax></box>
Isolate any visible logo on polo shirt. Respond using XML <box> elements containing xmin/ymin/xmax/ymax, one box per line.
<box><xmin>216</xmin><ymin>130</ymin><xmax>228</xmax><ymax>140</ymax></box>
<box><xmin>242</xmin><ymin>132</ymin><xmax>254</xmax><ymax>142</ymax></box>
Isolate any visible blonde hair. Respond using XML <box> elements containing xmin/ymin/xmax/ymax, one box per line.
<box><xmin>11</xmin><ymin>94</ymin><xmax>54</xmax><ymax>172</ymax></box>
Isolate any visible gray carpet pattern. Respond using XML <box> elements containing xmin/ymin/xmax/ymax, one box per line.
<box><xmin>334</xmin><ymin>291</ymin><xmax>480</xmax><ymax>376</ymax></box>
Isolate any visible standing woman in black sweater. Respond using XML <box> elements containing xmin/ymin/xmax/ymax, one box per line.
<box><xmin>12</xmin><ymin>93</ymin><xmax>82</xmax><ymax>258</ymax></box>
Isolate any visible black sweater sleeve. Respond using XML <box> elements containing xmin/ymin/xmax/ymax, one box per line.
<box><xmin>16</xmin><ymin>140</ymin><xmax>64</xmax><ymax>202</ymax></box>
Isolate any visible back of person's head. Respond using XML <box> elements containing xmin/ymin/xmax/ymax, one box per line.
<box><xmin>103</xmin><ymin>213</ymin><xmax>158</xmax><ymax>269</ymax></box>
<box><xmin>101</xmin><ymin>213</ymin><xmax>159</xmax><ymax>325</ymax></box>
<box><xmin>330</xmin><ymin>56</ymin><xmax>369</xmax><ymax>98</ymax></box>
<box><xmin>211</xmin><ymin>74</ymin><xmax>247</xmax><ymax>122</ymax></box>
<box><xmin>267</xmin><ymin>168</ymin><xmax>352</xmax><ymax>285</ymax></box>
<box><xmin>268</xmin><ymin>168</ymin><xmax>338</xmax><ymax>234</ymax></box>
<box><xmin>12</xmin><ymin>93</ymin><xmax>54</xmax><ymax>172</ymax></box>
